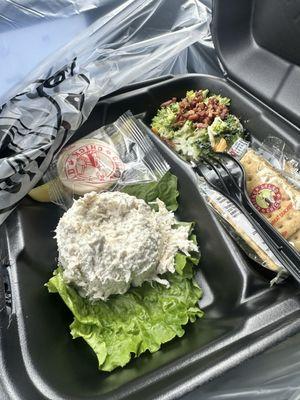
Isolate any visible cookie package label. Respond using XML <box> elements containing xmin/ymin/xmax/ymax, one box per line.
<box><xmin>251</xmin><ymin>183</ymin><xmax>281</xmax><ymax>213</ymax></box>
<box><xmin>62</xmin><ymin>142</ymin><xmax>124</xmax><ymax>184</ymax></box>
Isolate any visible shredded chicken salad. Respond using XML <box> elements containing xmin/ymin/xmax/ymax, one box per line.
<box><xmin>56</xmin><ymin>190</ymin><xmax>197</xmax><ymax>301</ymax></box>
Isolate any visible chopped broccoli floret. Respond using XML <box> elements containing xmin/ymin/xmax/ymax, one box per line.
<box><xmin>210</xmin><ymin>116</ymin><xmax>228</xmax><ymax>135</ymax></box>
<box><xmin>173</xmin><ymin>120</ymin><xmax>194</xmax><ymax>138</ymax></box>
<box><xmin>210</xmin><ymin>115</ymin><xmax>243</xmax><ymax>137</ymax></box>
<box><xmin>173</xmin><ymin>136</ymin><xmax>202</xmax><ymax>161</ymax></box>
<box><xmin>204</xmin><ymin>94</ymin><xmax>231</xmax><ymax>106</ymax></box>
<box><xmin>201</xmin><ymin>89</ymin><xmax>209</xmax><ymax>98</ymax></box>
<box><xmin>186</xmin><ymin>90</ymin><xmax>196</xmax><ymax>101</ymax></box>
<box><xmin>223</xmin><ymin>114</ymin><xmax>243</xmax><ymax>134</ymax></box>
<box><xmin>151</xmin><ymin>103</ymin><xmax>179</xmax><ymax>139</ymax></box>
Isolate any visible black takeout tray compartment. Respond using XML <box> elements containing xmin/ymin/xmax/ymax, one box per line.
<box><xmin>2</xmin><ymin>72</ymin><xmax>300</xmax><ymax>400</ymax></box>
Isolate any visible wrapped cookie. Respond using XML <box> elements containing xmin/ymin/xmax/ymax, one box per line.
<box><xmin>41</xmin><ymin>112</ymin><xmax>169</xmax><ymax>209</ymax></box>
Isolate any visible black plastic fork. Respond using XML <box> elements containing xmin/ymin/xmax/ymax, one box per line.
<box><xmin>195</xmin><ymin>152</ymin><xmax>300</xmax><ymax>282</ymax></box>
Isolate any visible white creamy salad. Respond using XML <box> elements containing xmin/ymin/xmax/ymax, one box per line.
<box><xmin>56</xmin><ymin>191</ymin><xmax>197</xmax><ymax>301</ymax></box>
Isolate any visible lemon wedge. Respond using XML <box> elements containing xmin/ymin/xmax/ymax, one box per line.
<box><xmin>28</xmin><ymin>181</ymin><xmax>52</xmax><ymax>202</ymax></box>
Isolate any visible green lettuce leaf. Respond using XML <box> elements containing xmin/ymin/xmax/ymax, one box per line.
<box><xmin>47</xmin><ymin>262</ymin><xmax>202</xmax><ymax>372</ymax></box>
<box><xmin>46</xmin><ymin>173</ymin><xmax>203</xmax><ymax>371</ymax></box>
<box><xmin>122</xmin><ymin>171</ymin><xmax>179</xmax><ymax>211</ymax></box>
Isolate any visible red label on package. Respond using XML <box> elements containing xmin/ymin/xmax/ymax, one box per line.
<box><xmin>250</xmin><ymin>183</ymin><xmax>281</xmax><ymax>214</ymax></box>
<box><xmin>63</xmin><ymin>142</ymin><xmax>124</xmax><ymax>184</ymax></box>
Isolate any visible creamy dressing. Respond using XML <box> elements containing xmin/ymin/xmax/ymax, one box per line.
<box><xmin>56</xmin><ymin>191</ymin><xmax>197</xmax><ymax>301</ymax></box>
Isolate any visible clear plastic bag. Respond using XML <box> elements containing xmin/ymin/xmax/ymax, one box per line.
<box><xmin>0</xmin><ymin>0</ymin><xmax>213</xmax><ymax>225</ymax></box>
<box><xmin>254</xmin><ymin>136</ymin><xmax>300</xmax><ymax>188</ymax></box>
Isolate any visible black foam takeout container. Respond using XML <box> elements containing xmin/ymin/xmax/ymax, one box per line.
<box><xmin>1</xmin><ymin>1</ymin><xmax>300</xmax><ymax>399</ymax></box>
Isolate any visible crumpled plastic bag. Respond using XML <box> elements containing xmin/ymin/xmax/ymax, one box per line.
<box><xmin>0</xmin><ymin>0</ymin><xmax>215</xmax><ymax>225</ymax></box>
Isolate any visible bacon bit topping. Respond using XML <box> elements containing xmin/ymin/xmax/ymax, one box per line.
<box><xmin>160</xmin><ymin>97</ymin><xmax>177</xmax><ymax>108</ymax></box>
<box><xmin>162</xmin><ymin>90</ymin><xmax>229</xmax><ymax>128</ymax></box>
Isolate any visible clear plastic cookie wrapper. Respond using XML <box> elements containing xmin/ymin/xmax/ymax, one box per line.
<box><xmin>43</xmin><ymin>112</ymin><xmax>170</xmax><ymax>209</ymax></box>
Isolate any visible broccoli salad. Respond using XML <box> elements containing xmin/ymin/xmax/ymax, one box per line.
<box><xmin>151</xmin><ymin>89</ymin><xmax>244</xmax><ymax>161</ymax></box>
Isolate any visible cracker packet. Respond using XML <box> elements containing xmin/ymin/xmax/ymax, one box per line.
<box><xmin>228</xmin><ymin>137</ymin><xmax>300</xmax><ymax>252</ymax></box>
<box><xmin>30</xmin><ymin>112</ymin><xmax>169</xmax><ymax>209</ymax></box>
<box><xmin>240</xmin><ymin>148</ymin><xmax>300</xmax><ymax>252</ymax></box>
